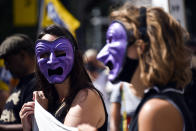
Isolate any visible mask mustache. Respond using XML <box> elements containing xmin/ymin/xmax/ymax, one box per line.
<box><xmin>48</xmin><ymin>67</ymin><xmax>63</xmax><ymax>76</ymax></box>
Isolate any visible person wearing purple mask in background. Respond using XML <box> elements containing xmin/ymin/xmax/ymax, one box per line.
<box><xmin>97</xmin><ymin>21</ymin><xmax>138</xmax><ymax>83</ymax></box>
<box><xmin>98</xmin><ymin>2</ymin><xmax>195</xmax><ymax>131</ymax></box>
<box><xmin>97</xmin><ymin>9</ymin><xmax>145</xmax><ymax>131</ymax></box>
<box><xmin>19</xmin><ymin>24</ymin><xmax>108</xmax><ymax>131</ymax></box>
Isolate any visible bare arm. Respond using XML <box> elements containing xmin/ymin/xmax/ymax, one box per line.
<box><xmin>110</xmin><ymin>102</ymin><xmax>121</xmax><ymax>131</ymax></box>
<box><xmin>138</xmin><ymin>98</ymin><xmax>183</xmax><ymax>131</ymax></box>
<box><xmin>0</xmin><ymin>124</ymin><xmax>23</xmax><ymax>131</ymax></box>
<box><xmin>63</xmin><ymin>89</ymin><xmax>106</xmax><ymax>128</ymax></box>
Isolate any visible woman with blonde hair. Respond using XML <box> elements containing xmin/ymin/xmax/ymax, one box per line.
<box><xmin>97</xmin><ymin>2</ymin><xmax>194</xmax><ymax>131</ymax></box>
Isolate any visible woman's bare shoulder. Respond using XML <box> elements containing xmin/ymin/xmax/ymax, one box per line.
<box><xmin>64</xmin><ymin>88</ymin><xmax>105</xmax><ymax>127</ymax></box>
<box><xmin>138</xmin><ymin>98</ymin><xmax>183</xmax><ymax>131</ymax></box>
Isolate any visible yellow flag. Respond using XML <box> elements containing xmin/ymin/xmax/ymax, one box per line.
<box><xmin>41</xmin><ymin>0</ymin><xmax>80</xmax><ymax>36</ymax></box>
<box><xmin>13</xmin><ymin>0</ymin><xmax>37</xmax><ymax>26</ymax></box>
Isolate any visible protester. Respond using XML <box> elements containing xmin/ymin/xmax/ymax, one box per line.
<box><xmin>96</xmin><ymin>6</ymin><xmax>145</xmax><ymax>131</ymax></box>
<box><xmin>83</xmin><ymin>48</ymin><xmax>112</xmax><ymax>111</ymax></box>
<box><xmin>83</xmin><ymin>49</ymin><xmax>105</xmax><ymax>81</ymax></box>
<box><xmin>19</xmin><ymin>24</ymin><xmax>108</xmax><ymax>131</ymax></box>
<box><xmin>101</xmin><ymin>2</ymin><xmax>194</xmax><ymax>131</ymax></box>
<box><xmin>0</xmin><ymin>34</ymin><xmax>36</xmax><ymax>131</ymax></box>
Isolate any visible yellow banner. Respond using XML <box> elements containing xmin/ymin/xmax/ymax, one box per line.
<box><xmin>41</xmin><ymin>0</ymin><xmax>80</xmax><ymax>36</ymax></box>
<box><xmin>13</xmin><ymin>0</ymin><xmax>37</xmax><ymax>26</ymax></box>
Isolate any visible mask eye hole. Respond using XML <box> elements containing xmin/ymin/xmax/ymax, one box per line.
<box><xmin>55</xmin><ymin>50</ymin><xmax>66</xmax><ymax>57</ymax></box>
<box><xmin>40</xmin><ymin>52</ymin><xmax>50</xmax><ymax>59</ymax></box>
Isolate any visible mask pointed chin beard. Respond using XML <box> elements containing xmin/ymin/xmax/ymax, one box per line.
<box><xmin>111</xmin><ymin>57</ymin><xmax>139</xmax><ymax>84</ymax></box>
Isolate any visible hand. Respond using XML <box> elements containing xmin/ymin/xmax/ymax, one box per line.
<box><xmin>33</xmin><ymin>91</ymin><xmax>48</xmax><ymax>109</ymax></box>
<box><xmin>19</xmin><ymin>101</ymin><xmax>34</xmax><ymax>131</ymax></box>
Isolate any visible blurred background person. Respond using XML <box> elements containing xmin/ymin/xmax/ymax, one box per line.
<box><xmin>0</xmin><ymin>34</ymin><xmax>36</xmax><ymax>131</ymax></box>
<box><xmin>83</xmin><ymin>49</ymin><xmax>105</xmax><ymax>82</ymax></box>
<box><xmin>0</xmin><ymin>58</ymin><xmax>19</xmax><ymax>116</ymax></box>
<box><xmin>83</xmin><ymin>48</ymin><xmax>113</xmax><ymax>124</ymax></box>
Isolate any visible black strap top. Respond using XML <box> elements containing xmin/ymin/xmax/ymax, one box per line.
<box><xmin>97</xmin><ymin>93</ymin><xmax>108</xmax><ymax>131</ymax></box>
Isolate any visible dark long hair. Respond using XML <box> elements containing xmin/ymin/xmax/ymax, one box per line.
<box><xmin>36</xmin><ymin>24</ymin><xmax>99</xmax><ymax>115</ymax></box>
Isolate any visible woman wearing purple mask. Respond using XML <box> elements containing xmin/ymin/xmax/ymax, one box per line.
<box><xmin>97</xmin><ymin>8</ymin><xmax>145</xmax><ymax>131</ymax></box>
<box><xmin>97</xmin><ymin>2</ymin><xmax>194</xmax><ymax>131</ymax></box>
<box><xmin>19</xmin><ymin>24</ymin><xmax>108</xmax><ymax>131</ymax></box>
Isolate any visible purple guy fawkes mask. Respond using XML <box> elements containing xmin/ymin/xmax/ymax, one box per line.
<box><xmin>97</xmin><ymin>21</ymin><xmax>128</xmax><ymax>81</ymax></box>
<box><xmin>35</xmin><ymin>37</ymin><xmax>74</xmax><ymax>84</ymax></box>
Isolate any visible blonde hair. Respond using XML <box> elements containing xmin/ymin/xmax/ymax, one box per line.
<box><xmin>110</xmin><ymin>2</ymin><xmax>192</xmax><ymax>89</ymax></box>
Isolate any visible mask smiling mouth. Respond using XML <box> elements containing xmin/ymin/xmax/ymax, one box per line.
<box><xmin>48</xmin><ymin>67</ymin><xmax>63</xmax><ymax>76</ymax></box>
<box><xmin>106</xmin><ymin>61</ymin><xmax>113</xmax><ymax>71</ymax></box>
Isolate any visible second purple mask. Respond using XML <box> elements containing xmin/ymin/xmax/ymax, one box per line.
<box><xmin>97</xmin><ymin>21</ymin><xmax>128</xmax><ymax>81</ymax></box>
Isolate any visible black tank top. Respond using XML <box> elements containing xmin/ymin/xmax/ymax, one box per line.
<box><xmin>54</xmin><ymin>91</ymin><xmax>108</xmax><ymax>131</ymax></box>
<box><xmin>129</xmin><ymin>86</ymin><xmax>195</xmax><ymax>131</ymax></box>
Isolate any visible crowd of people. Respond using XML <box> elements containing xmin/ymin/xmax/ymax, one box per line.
<box><xmin>0</xmin><ymin>2</ymin><xmax>195</xmax><ymax>131</ymax></box>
